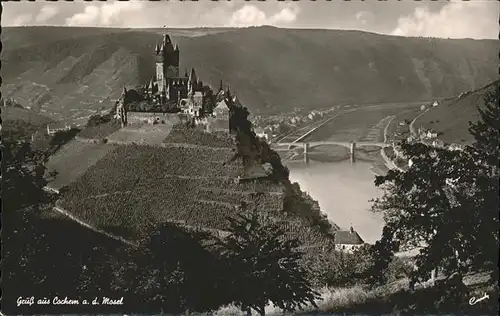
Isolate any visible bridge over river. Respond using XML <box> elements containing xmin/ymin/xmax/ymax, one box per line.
<box><xmin>273</xmin><ymin>141</ymin><xmax>390</xmax><ymax>163</ymax></box>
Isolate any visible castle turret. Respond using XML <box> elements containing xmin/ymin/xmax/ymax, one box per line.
<box><xmin>216</xmin><ymin>80</ymin><xmax>226</xmax><ymax>101</ymax></box>
<box><xmin>148</xmin><ymin>78</ymin><xmax>154</xmax><ymax>91</ymax></box>
<box><xmin>233</xmin><ymin>94</ymin><xmax>243</xmax><ymax>107</ymax></box>
<box><xmin>166</xmin><ymin>81</ymin><xmax>171</xmax><ymax>100</ymax></box>
<box><xmin>188</xmin><ymin>68</ymin><xmax>198</xmax><ymax>95</ymax></box>
<box><xmin>189</xmin><ymin>68</ymin><xmax>197</xmax><ymax>83</ymax></box>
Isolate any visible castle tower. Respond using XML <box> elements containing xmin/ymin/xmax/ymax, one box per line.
<box><xmin>163</xmin><ymin>35</ymin><xmax>179</xmax><ymax>79</ymax></box>
<box><xmin>155</xmin><ymin>34</ymin><xmax>180</xmax><ymax>93</ymax></box>
<box><xmin>188</xmin><ymin>68</ymin><xmax>197</xmax><ymax>95</ymax></box>
<box><xmin>155</xmin><ymin>44</ymin><xmax>165</xmax><ymax>93</ymax></box>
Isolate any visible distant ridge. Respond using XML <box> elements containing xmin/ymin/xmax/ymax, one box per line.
<box><xmin>2</xmin><ymin>26</ymin><xmax>497</xmax><ymax>122</ymax></box>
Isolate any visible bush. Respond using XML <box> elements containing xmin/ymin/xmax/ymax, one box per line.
<box><xmin>306</xmin><ymin>244</ymin><xmax>374</xmax><ymax>288</ymax></box>
<box><xmin>86</xmin><ymin>114</ymin><xmax>111</xmax><ymax>127</ymax></box>
<box><xmin>385</xmin><ymin>256</ymin><xmax>414</xmax><ymax>282</ymax></box>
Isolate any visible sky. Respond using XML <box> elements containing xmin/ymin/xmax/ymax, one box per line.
<box><xmin>2</xmin><ymin>0</ymin><xmax>499</xmax><ymax>39</ymax></box>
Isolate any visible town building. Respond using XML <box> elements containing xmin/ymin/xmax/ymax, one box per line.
<box><xmin>417</xmin><ymin>127</ymin><xmax>438</xmax><ymax>140</ymax></box>
<box><xmin>254</xmin><ymin>127</ymin><xmax>272</xmax><ymax>141</ymax></box>
<box><xmin>46</xmin><ymin>122</ymin><xmax>71</xmax><ymax>136</ymax></box>
<box><xmin>333</xmin><ymin>226</ymin><xmax>365</xmax><ymax>252</ymax></box>
<box><xmin>432</xmin><ymin>139</ymin><xmax>445</xmax><ymax>147</ymax></box>
<box><xmin>448</xmin><ymin>144</ymin><xmax>465</xmax><ymax>151</ymax></box>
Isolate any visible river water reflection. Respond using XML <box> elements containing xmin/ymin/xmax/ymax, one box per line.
<box><xmin>287</xmin><ymin>160</ymin><xmax>385</xmax><ymax>244</ymax></box>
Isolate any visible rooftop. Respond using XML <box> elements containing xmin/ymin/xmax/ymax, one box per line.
<box><xmin>334</xmin><ymin>228</ymin><xmax>364</xmax><ymax>245</ymax></box>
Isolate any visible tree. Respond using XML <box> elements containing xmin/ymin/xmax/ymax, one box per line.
<box><xmin>1</xmin><ymin>140</ymin><xmax>118</xmax><ymax>314</ymax></box>
<box><xmin>110</xmin><ymin>223</ymin><xmax>229</xmax><ymax>314</ymax></box>
<box><xmin>216</xmin><ymin>213</ymin><xmax>320</xmax><ymax>316</ymax></box>
<box><xmin>1</xmin><ymin>140</ymin><xmax>53</xmax><ymax>212</ymax></box>
<box><xmin>307</xmin><ymin>244</ymin><xmax>374</xmax><ymax>288</ymax></box>
<box><xmin>468</xmin><ymin>85</ymin><xmax>499</xmax><ymax>168</ymax></box>
<box><xmin>466</xmin><ymin>84</ymin><xmax>499</xmax><ymax>279</ymax></box>
<box><xmin>370</xmin><ymin>84</ymin><xmax>499</xmax><ymax>291</ymax></box>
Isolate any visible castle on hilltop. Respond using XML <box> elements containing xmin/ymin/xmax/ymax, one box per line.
<box><xmin>113</xmin><ymin>33</ymin><xmax>245</xmax><ymax>133</ymax></box>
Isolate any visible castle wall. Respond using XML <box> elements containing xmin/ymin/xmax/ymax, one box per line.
<box><xmin>206</xmin><ymin>117</ymin><xmax>230</xmax><ymax>133</ymax></box>
<box><xmin>127</xmin><ymin>112</ymin><xmax>176</xmax><ymax>125</ymax></box>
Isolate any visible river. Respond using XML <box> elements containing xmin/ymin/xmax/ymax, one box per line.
<box><xmin>287</xmin><ymin>160</ymin><xmax>385</xmax><ymax>244</ymax></box>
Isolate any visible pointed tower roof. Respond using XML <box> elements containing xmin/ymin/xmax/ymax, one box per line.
<box><xmin>174</xmin><ymin>44</ymin><xmax>179</xmax><ymax>51</ymax></box>
<box><xmin>233</xmin><ymin>94</ymin><xmax>242</xmax><ymax>107</ymax></box>
<box><xmin>189</xmin><ymin>68</ymin><xmax>197</xmax><ymax>83</ymax></box>
<box><xmin>163</xmin><ymin>34</ymin><xmax>172</xmax><ymax>44</ymax></box>
<box><xmin>216</xmin><ymin>87</ymin><xmax>226</xmax><ymax>100</ymax></box>
<box><xmin>162</xmin><ymin>34</ymin><xmax>174</xmax><ymax>53</ymax></box>
<box><xmin>215</xmin><ymin>99</ymin><xmax>229</xmax><ymax>111</ymax></box>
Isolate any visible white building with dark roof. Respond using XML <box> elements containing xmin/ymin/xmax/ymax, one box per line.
<box><xmin>46</xmin><ymin>122</ymin><xmax>71</xmax><ymax>136</ymax></box>
<box><xmin>213</xmin><ymin>99</ymin><xmax>230</xmax><ymax>119</ymax></box>
<box><xmin>254</xmin><ymin>127</ymin><xmax>272</xmax><ymax>141</ymax></box>
<box><xmin>333</xmin><ymin>226</ymin><xmax>365</xmax><ymax>253</ymax></box>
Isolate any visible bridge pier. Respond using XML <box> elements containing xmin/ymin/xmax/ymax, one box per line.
<box><xmin>350</xmin><ymin>142</ymin><xmax>356</xmax><ymax>164</ymax></box>
<box><xmin>304</xmin><ymin>142</ymin><xmax>309</xmax><ymax>164</ymax></box>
